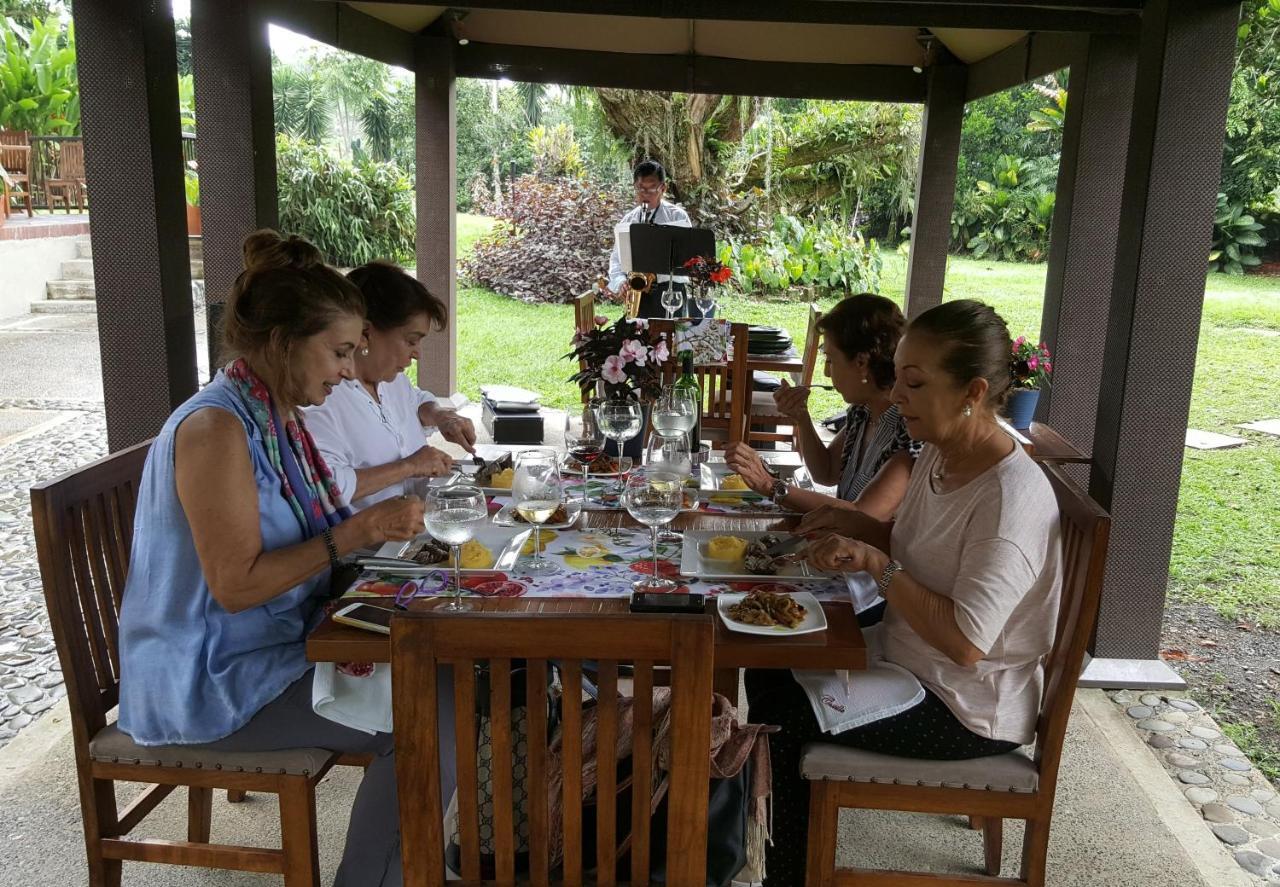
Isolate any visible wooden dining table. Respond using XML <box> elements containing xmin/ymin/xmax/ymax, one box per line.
<box><xmin>306</xmin><ymin>509</ymin><xmax>869</xmax><ymax>699</ymax></box>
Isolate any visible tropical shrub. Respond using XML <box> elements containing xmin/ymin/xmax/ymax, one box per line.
<box><xmin>952</xmin><ymin>155</ymin><xmax>1056</xmax><ymax>263</ymax></box>
<box><xmin>275</xmin><ymin>134</ymin><xmax>416</xmax><ymax>268</ymax></box>
<box><xmin>1209</xmin><ymin>192</ymin><xmax>1268</xmax><ymax>275</ymax></box>
<box><xmin>0</xmin><ymin>15</ymin><xmax>78</xmax><ymax>135</ymax></box>
<box><xmin>719</xmin><ymin>214</ymin><xmax>882</xmax><ymax>297</ymax></box>
<box><xmin>460</xmin><ymin>174</ymin><xmax>628</xmax><ymax>303</ymax></box>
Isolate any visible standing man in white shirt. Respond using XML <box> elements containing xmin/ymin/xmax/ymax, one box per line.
<box><xmin>605</xmin><ymin>160</ymin><xmax>713</xmax><ymax>320</ymax></box>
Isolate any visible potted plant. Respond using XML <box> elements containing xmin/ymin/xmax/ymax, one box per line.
<box><xmin>566</xmin><ymin>315</ymin><xmax>671</xmax><ymax>457</ymax></box>
<box><xmin>184</xmin><ymin>160</ymin><xmax>201</xmax><ymax>236</ymax></box>
<box><xmin>1006</xmin><ymin>336</ymin><xmax>1052</xmax><ymax>429</ymax></box>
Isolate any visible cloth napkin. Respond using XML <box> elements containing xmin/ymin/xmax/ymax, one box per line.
<box><xmin>846</xmin><ymin>569</ymin><xmax>883</xmax><ymax>614</ymax></box>
<box><xmin>792</xmin><ymin>625</ymin><xmax>924</xmax><ymax>735</ymax></box>
<box><xmin>312</xmin><ymin>662</ymin><xmax>393</xmax><ymax>734</ymax></box>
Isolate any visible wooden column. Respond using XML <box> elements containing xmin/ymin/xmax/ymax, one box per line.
<box><xmin>1085</xmin><ymin>0</ymin><xmax>1241</xmax><ymax>686</ymax></box>
<box><xmin>73</xmin><ymin>0</ymin><xmax>196</xmax><ymax>450</ymax></box>
<box><xmin>415</xmin><ymin>35</ymin><xmax>458</xmax><ymax>397</ymax></box>
<box><xmin>1037</xmin><ymin>35</ymin><xmax>1138</xmax><ymax>452</ymax></box>
<box><xmin>903</xmin><ymin>62</ymin><xmax>966</xmax><ymax>320</ymax></box>
<box><xmin>191</xmin><ymin>0</ymin><xmax>278</xmax><ymax>376</ymax></box>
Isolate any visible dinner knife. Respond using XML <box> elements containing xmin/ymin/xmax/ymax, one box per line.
<box><xmin>764</xmin><ymin>535</ymin><xmax>807</xmax><ymax>558</ymax></box>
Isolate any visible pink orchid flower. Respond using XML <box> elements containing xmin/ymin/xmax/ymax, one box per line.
<box><xmin>601</xmin><ymin>354</ymin><xmax>628</xmax><ymax>385</ymax></box>
<box><xmin>651</xmin><ymin>338</ymin><xmax>670</xmax><ymax>364</ymax></box>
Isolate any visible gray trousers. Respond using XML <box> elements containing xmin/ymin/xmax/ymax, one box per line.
<box><xmin>206</xmin><ymin>666</ymin><xmax>457</xmax><ymax>887</ymax></box>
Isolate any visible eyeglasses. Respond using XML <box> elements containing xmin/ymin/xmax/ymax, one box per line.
<box><xmin>394</xmin><ymin>573</ymin><xmax>450</xmax><ymax>610</ymax></box>
<box><xmin>634</xmin><ymin>184</ymin><xmax>664</xmax><ymax>195</ymax></box>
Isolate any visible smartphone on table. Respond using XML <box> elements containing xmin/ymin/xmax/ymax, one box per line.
<box><xmin>333</xmin><ymin>602</ymin><xmax>396</xmax><ymax>635</ymax></box>
<box><xmin>628</xmin><ymin>592</ymin><xmax>706</xmax><ymax>615</ymax></box>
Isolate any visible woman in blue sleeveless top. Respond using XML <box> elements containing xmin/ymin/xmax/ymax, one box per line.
<box><xmin>116</xmin><ymin>230</ymin><xmax>424</xmax><ymax>887</ymax></box>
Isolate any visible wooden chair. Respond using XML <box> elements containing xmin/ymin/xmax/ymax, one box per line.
<box><xmin>650</xmin><ymin>319</ymin><xmax>750</xmax><ymax>448</ymax></box>
<box><xmin>391</xmin><ymin>611</ymin><xmax>715</xmax><ymax>886</ymax></box>
<box><xmin>30</xmin><ymin>441</ymin><xmax>356</xmax><ymax>887</ymax></box>
<box><xmin>0</xmin><ymin>129</ymin><xmax>34</xmax><ymax>217</ymax></box>
<box><xmin>46</xmin><ymin>138</ymin><xmax>86</xmax><ymax>213</ymax></box>
<box><xmin>745</xmin><ymin>302</ymin><xmax>824</xmax><ymax>448</ymax></box>
<box><xmin>801</xmin><ymin>460</ymin><xmax>1111</xmax><ymax>886</ymax></box>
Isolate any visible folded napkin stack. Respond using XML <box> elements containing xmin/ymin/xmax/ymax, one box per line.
<box><xmin>480</xmin><ymin>385</ymin><xmax>544</xmax><ymax>444</ymax></box>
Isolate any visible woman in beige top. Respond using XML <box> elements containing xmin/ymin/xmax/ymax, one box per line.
<box><xmin>745</xmin><ymin>299</ymin><xmax>1063</xmax><ymax>885</ymax></box>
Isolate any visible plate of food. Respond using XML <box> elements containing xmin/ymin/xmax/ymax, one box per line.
<box><xmin>680</xmin><ymin>530</ymin><xmax>831</xmax><ymax>581</ymax></box>
<box><xmin>491</xmin><ymin>500</ymin><xmax>582</xmax><ymax>529</ymax></box>
<box><xmin>561</xmin><ymin>453</ymin><xmax>633</xmax><ymax>477</ymax></box>
<box><xmin>369</xmin><ymin>524</ymin><xmax>532</xmax><ymax>573</ymax></box>
<box><xmin>698</xmin><ymin>463</ymin><xmax>765</xmax><ymax>498</ymax></box>
<box><xmin>717</xmin><ymin>589</ymin><xmax>827</xmax><ymax>636</ymax></box>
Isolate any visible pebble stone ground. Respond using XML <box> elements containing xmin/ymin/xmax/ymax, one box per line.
<box><xmin>1109</xmin><ymin>689</ymin><xmax>1280</xmax><ymax>885</ymax></box>
<box><xmin>0</xmin><ymin>397</ymin><xmax>107</xmax><ymax>749</ymax></box>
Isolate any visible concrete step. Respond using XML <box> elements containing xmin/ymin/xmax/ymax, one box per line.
<box><xmin>60</xmin><ymin>258</ymin><xmax>95</xmax><ymax>280</ymax></box>
<box><xmin>74</xmin><ymin>238</ymin><xmax>92</xmax><ymax>259</ymax></box>
<box><xmin>188</xmin><ymin>236</ymin><xmax>203</xmax><ymax>262</ymax></box>
<box><xmin>74</xmin><ymin>237</ymin><xmax>204</xmax><ymax>267</ymax></box>
<box><xmin>46</xmin><ymin>279</ymin><xmax>95</xmax><ymax>301</ymax></box>
<box><xmin>31</xmin><ymin>299</ymin><xmax>95</xmax><ymax>315</ymax></box>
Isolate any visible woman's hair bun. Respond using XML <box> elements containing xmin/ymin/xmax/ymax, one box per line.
<box><xmin>241</xmin><ymin>228</ymin><xmax>323</xmax><ymax>273</ymax></box>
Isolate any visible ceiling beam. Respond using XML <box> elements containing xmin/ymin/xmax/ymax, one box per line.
<box><xmin>966</xmin><ymin>31</ymin><xmax>1086</xmax><ymax>100</ymax></box>
<box><xmin>264</xmin><ymin>0</ymin><xmax>415</xmax><ymax>68</ymax></box>
<box><xmin>454</xmin><ymin>41</ymin><xmax>929</xmax><ymax>102</ymax></box>
<box><xmin>332</xmin><ymin>1</ymin><xmax>1141</xmax><ymax>34</ymax></box>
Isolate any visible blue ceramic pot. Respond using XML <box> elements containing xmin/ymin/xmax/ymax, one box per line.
<box><xmin>1005</xmin><ymin>388</ymin><xmax>1041</xmax><ymax>430</ymax></box>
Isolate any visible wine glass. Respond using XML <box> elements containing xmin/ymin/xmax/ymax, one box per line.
<box><xmin>513</xmin><ymin>449</ymin><xmax>562</xmax><ymax>575</ymax></box>
<box><xmin>623</xmin><ymin>467</ymin><xmax>683</xmax><ymax>593</ymax></box>
<box><xmin>660</xmin><ymin>286</ymin><xmax>685</xmax><ymax>320</ymax></box>
<box><xmin>651</xmin><ymin>384</ymin><xmax>697</xmax><ymax>444</ymax></box>
<box><xmin>422</xmin><ymin>484</ymin><xmax>488</xmax><ymax>612</ymax></box>
<box><xmin>564</xmin><ymin>403</ymin><xmax>605</xmax><ymax>506</ymax></box>
<box><xmin>694</xmin><ymin>286</ymin><xmax>716</xmax><ymax>318</ymax></box>
<box><xmin>645</xmin><ymin>433</ymin><xmax>692</xmax><ymax>542</ymax></box>
<box><xmin>595</xmin><ymin>398</ymin><xmax>644</xmax><ymax>495</ymax></box>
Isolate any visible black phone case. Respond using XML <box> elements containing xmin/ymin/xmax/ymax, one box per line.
<box><xmin>628</xmin><ymin>593</ymin><xmax>706</xmax><ymax>615</ymax></box>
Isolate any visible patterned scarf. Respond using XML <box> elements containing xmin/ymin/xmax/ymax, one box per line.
<box><xmin>224</xmin><ymin>358</ymin><xmax>350</xmax><ymax>533</ymax></box>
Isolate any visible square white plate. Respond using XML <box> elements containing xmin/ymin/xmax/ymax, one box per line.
<box><xmin>491</xmin><ymin>500</ymin><xmax>582</xmax><ymax>529</ymax></box>
<box><xmin>372</xmin><ymin>524</ymin><xmax>531</xmax><ymax>573</ymax></box>
<box><xmin>698</xmin><ymin>463</ymin><xmax>764</xmax><ymax>498</ymax></box>
<box><xmin>679</xmin><ymin>530</ymin><xmax>831</xmax><ymax>582</ymax></box>
<box><xmin>717</xmin><ymin>591</ymin><xmax>827</xmax><ymax>636</ymax></box>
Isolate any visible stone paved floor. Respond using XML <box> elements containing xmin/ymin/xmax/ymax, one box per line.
<box><xmin>0</xmin><ymin>397</ymin><xmax>107</xmax><ymax>748</ymax></box>
<box><xmin>1110</xmin><ymin>689</ymin><xmax>1280</xmax><ymax>885</ymax></box>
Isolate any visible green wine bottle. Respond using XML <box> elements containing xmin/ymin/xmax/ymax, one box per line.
<box><xmin>673</xmin><ymin>351</ymin><xmax>702</xmax><ymax>448</ymax></box>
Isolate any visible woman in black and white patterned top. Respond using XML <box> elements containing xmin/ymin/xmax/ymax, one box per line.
<box><xmin>726</xmin><ymin>293</ymin><xmax>918</xmax><ymax>521</ymax></box>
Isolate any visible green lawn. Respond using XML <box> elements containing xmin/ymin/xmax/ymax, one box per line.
<box><xmin>450</xmin><ymin>217</ymin><xmax>1280</xmax><ymax>624</ymax></box>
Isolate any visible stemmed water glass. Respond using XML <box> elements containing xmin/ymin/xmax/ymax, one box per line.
<box><xmin>645</xmin><ymin>432</ymin><xmax>692</xmax><ymax>543</ymax></box>
<box><xmin>595</xmin><ymin>398</ymin><xmax>644</xmax><ymax>495</ymax></box>
<box><xmin>660</xmin><ymin>286</ymin><xmax>685</xmax><ymax>320</ymax></box>
<box><xmin>512</xmin><ymin>449</ymin><xmax>562</xmax><ymax>574</ymax></box>
<box><xmin>564</xmin><ymin>403</ymin><xmax>605</xmax><ymax>506</ymax></box>
<box><xmin>694</xmin><ymin>286</ymin><xmax>716</xmax><ymax>318</ymax></box>
<box><xmin>651</xmin><ymin>384</ymin><xmax>697</xmax><ymax>446</ymax></box>
<box><xmin>422</xmin><ymin>484</ymin><xmax>488</xmax><ymax>612</ymax></box>
<box><xmin>623</xmin><ymin>467</ymin><xmax>684</xmax><ymax>593</ymax></box>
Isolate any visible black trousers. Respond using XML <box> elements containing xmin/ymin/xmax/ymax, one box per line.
<box><xmin>744</xmin><ymin>668</ymin><xmax>1019</xmax><ymax>885</ymax></box>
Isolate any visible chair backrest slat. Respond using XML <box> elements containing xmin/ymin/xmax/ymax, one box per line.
<box><xmin>391</xmin><ymin>614</ymin><xmax>714</xmax><ymax>886</ymax></box>
<box><xmin>799</xmin><ymin>303</ymin><xmax>823</xmax><ymax>387</ymax></box>
<box><xmin>630</xmin><ymin>660</ymin><xmax>655</xmax><ymax>886</ymax></box>
<box><xmin>31</xmin><ymin>440</ymin><xmax>151</xmax><ymax>749</ymax></box>
<box><xmin>526</xmin><ymin>661</ymin><xmax>551</xmax><ymax>887</ymax></box>
<box><xmin>595</xmin><ymin>662</ymin><xmax>619</xmax><ymax>886</ymax></box>
<box><xmin>452</xmin><ymin>658</ymin><xmax>482</xmax><ymax>883</ymax></box>
<box><xmin>560</xmin><ymin>661</ymin><xmax>584</xmax><ymax>885</ymax></box>
<box><xmin>1033</xmin><ymin>462</ymin><xmax>1110</xmax><ymax>787</ymax></box>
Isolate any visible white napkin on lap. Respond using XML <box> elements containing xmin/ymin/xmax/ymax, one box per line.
<box><xmin>791</xmin><ymin>624</ymin><xmax>924</xmax><ymax>735</ymax></box>
<box><xmin>312</xmin><ymin>662</ymin><xmax>393</xmax><ymax>734</ymax></box>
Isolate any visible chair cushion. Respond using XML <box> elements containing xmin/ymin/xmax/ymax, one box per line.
<box><xmin>800</xmin><ymin>743</ymin><xmax>1039</xmax><ymax>793</ymax></box>
<box><xmin>89</xmin><ymin>724</ymin><xmax>336</xmax><ymax>777</ymax></box>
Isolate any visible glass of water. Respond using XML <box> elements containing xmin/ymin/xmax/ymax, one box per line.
<box><xmin>623</xmin><ymin>467</ymin><xmax>684</xmax><ymax>593</ymax></box>
<box><xmin>660</xmin><ymin>286</ymin><xmax>685</xmax><ymax>319</ymax></box>
<box><xmin>652</xmin><ymin>384</ymin><xmax>697</xmax><ymax>443</ymax></box>
<box><xmin>513</xmin><ymin>449</ymin><xmax>562</xmax><ymax>574</ymax></box>
<box><xmin>423</xmin><ymin>484</ymin><xmax>488</xmax><ymax>612</ymax></box>
<box><xmin>644</xmin><ymin>433</ymin><xmax>691</xmax><ymax>543</ymax></box>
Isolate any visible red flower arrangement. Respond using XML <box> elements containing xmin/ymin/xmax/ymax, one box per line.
<box><xmin>682</xmin><ymin>255</ymin><xmax>733</xmax><ymax>287</ymax></box>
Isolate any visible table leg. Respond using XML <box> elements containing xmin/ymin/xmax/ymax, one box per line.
<box><xmin>713</xmin><ymin>667</ymin><xmax>740</xmax><ymax>708</ymax></box>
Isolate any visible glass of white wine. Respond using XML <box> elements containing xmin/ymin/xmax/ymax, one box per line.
<box><xmin>423</xmin><ymin>484</ymin><xmax>488</xmax><ymax>612</ymax></box>
<box><xmin>513</xmin><ymin>448</ymin><xmax>562</xmax><ymax>574</ymax></box>
<box><xmin>623</xmin><ymin>466</ymin><xmax>684</xmax><ymax>593</ymax></box>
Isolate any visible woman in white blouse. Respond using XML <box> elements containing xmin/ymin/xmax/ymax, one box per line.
<box><xmin>747</xmin><ymin>300</ymin><xmax>1063</xmax><ymax>886</ymax></box>
<box><xmin>305</xmin><ymin>261</ymin><xmax>477</xmax><ymax>511</ymax></box>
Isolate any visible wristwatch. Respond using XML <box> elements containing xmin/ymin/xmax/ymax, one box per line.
<box><xmin>878</xmin><ymin>559</ymin><xmax>903</xmax><ymax>595</ymax></box>
<box><xmin>769</xmin><ymin>478</ymin><xmax>789</xmax><ymax>503</ymax></box>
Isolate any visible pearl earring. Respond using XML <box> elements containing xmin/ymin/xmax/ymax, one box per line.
<box><xmin>962</xmin><ymin>404</ymin><xmax>972</xmax><ymax>417</ymax></box>
<box><xmin>361</xmin><ymin>347</ymin><xmax>370</xmax><ymax>357</ymax></box>
<box><xmin>861</xmin><ymin>377</ymin><xmax>868</xmax><ymax>384</ymax></box>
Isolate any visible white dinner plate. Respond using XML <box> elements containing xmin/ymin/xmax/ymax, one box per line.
<box><xmin>679</xmin><ymin>530</ymin><xmax>833</xmax><ymax>582</ymax></box>
<box><xmin>372</xmin><ymin>524</ymin><xmax>532</xmax><ymax>573</ymax></box>
<box><xmin>717</xmin><ymin>591</ymin><xmax>827</xmax><ymax>636</ymax></box>
<box><xmin>697</xmin><ymin>463</ymin><xmax>765</xmax><ymax>498</ymax></box>
<box><xmin>491</xmin><ymin>500</ymin><xmax>583</xmax><ymax>529</ymax></box>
